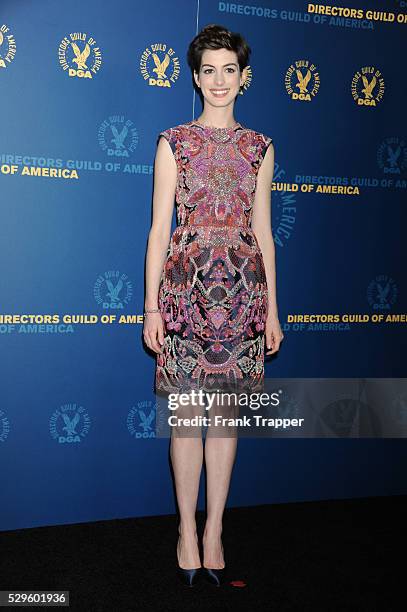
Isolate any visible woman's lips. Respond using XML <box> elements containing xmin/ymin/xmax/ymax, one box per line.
<box><xmin>210</xmin><ymin>89</ymin><xmax>230</xmax><ymax>98</ymax></box>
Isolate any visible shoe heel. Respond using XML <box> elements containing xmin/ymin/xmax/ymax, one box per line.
<box><xmin>203</xmin><ymin>567</ymin><xmax>226</xmax><ymax>586</ymax></box>
<box><xmin>177</xmin><ymin>566</ymin><xmax>202</xmax><ymax>587</ymax></box>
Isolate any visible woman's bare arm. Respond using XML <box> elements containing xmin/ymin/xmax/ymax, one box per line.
<box><xmin>144</xmin><ymin>136</ymin><xmax>177</xmax><ymax>311</ymax></box>
<box><xmin>143</xmin><ymin>136</ymin><xmax>176</xmax><ymax>353</ymax></box>
<box><xmin>251</xmin><ymin>142</ymin><xmax>279</xmax><ymax>320</ymax></box>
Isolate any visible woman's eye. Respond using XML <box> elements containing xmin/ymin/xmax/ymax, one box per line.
<box><xmin>202</xmin><ymin>68</ymin><xmax>236</xmax><ymax>74</ymax></box>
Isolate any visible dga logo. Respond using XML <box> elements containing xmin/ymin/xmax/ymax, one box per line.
<box><xmin>319</xmin><ymin>399</ymin><xmax>377</xmax><ymax>437</ymax></box>
<box><xmin>98</xmin><ymin>116</ymin><xmax>139</xmax><ymax>158</ymax></box>
<box><xmin>390</xmin><ymin>394</ymin><xmax>407</xmax><ymax>426</ymax></box>
<box><xmin>0</xmin><ymin>409</ymin><xmax>10</xmax><ymax>442</ymax></box>
<box><xmin>127</xmin><ymin>400</ymin><xmax>165</xmax><ymax>438</ymax></box>
<box><xmin>377</xmin><ymin>137</ymin><xmax>407</xmax><ymax>174</ymax></box>
<box><xmin>49</xmin><ymin>403</ymin><xmax>91</xmax><ymax>444</ymax></box>
<box><xmin>367</xmin><ymin>275</ymin><xmax>398</xmax><ymax>311</ymax></box>
<box><xmin>140</xmin><ymin>43</ymin><xmax>180</xmax><ymax>87</ymax></box>
<box><xmin>0</xmin><ymin>24</ymin><xmax>16</xmax><ymax>69</ymax></box>
<box><xmin>285</xmin><ymin>60</ymin><xmax>320</xmax><ymax>101</ymax></box>
<box><xmin>351</xmin><ymin>66</ymin><xmax>385</xmax><ymax>106</ymax></box>
<box><xmin>239</xmin><ymin>66</ymin><xmax>252</xmax><ymax>95</ymax></box>
<box><xmin>395</xmin><ymin>1</ymin><xmax>407</xmax><ymax>9</ymax></box>
<box><xmin>58</xmin><ymin>32</ymin><xmax>102</xmax><ymax>79</ymax></box>
<box><xmin>94</xmin><ymin>271</ymin><xmax>133</xmax><ymax>309</ymax></box>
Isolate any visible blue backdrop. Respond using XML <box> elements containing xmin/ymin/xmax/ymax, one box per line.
<box><xmin>1</xmin><ymin>0</ymin><xmax>406</xmax><ymax>532</ymax></box>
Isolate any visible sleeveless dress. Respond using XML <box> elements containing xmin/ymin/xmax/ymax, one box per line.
<box><xmin>155</xmin><ymin>119</ymin><xmax>273</xmax><ymax>396</ymax></box>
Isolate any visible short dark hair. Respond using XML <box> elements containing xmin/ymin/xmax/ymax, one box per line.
<box><xmin>187</xmin><ymin>24</ymin><xmax>251</xmax><ymax>76</ymax></box>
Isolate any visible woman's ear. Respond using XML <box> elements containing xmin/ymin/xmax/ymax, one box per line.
<box><xmin>240</xmin><ymin>66</ymin><xmax>248</xmax><ymax>87</ymax></box>
<box><xmin>193</xmin><ymin>70</ymin><xmax>200</xmax><ymax>89</ymax></box>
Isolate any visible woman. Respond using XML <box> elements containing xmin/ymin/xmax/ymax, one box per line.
<box><xmin>143</xmin><ymin>24</ymin><xmax>283</xmax><ymax>587</ymax></box>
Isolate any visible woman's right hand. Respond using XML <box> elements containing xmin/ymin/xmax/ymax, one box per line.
<box><xmin>143</xmin><ymin>312</ymin><xmax>165</xmax><ymax>353</ymax></box>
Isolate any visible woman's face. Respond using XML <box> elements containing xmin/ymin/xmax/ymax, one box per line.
<box><xmin>194</xmin><ymin>48</ymin><xmax>245</xmax><ymax>109</ymax></box>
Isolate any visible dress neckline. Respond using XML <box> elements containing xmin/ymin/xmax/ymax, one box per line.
<box><xmin>189</xmin><ymin>119</ymin><xmax>243</xmax><ymax>131</ymax></box>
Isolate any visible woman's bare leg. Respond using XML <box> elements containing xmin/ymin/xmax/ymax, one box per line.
<box><xmin>203</xmin><ymin>395</ymin><xmax>239</xmax><ymax>569</ymax></box>
<box><xmin>170</xmin><ymin>394</ymin><xmax>205</xmax><ymax>569</ymax></box>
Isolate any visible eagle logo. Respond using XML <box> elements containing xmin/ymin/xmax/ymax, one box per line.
<box><xmin>71</xmin><ymin>42</ymin><xmax>91</xmax><ymax>70</ymax></box>
<box><xmin>367</xmin><ymin>275</ymin><xmax>397</xmax><ymax>310</ymax></box>
<box><xmin>138</xmin><ymin>410</ymin><xmax>155</xmax><ymax>433</ymax></box>
<box><xmin>110</xmin><ymin>125</ymin><xmax>128</xmax><ymax>149</ymax></box>
<box><xmin>375</xmin><ymin>281</ymin><xmax>391</xmax><ymax>306</ymax></box>
<box><xmin>106</xmin><ymin>279</ymin><xmax>124</xmax><ymax>303</ymax></box>
<box><xmin>361</xmin><ymin>75</ymin><xmax>376</xmax><ymax>99</ymax></box>
<box><xmin>152</xmin><ymin>52</ymin><xmax>170</xmax><ymax>80</ymax></box>
<box><xmin>62</xmin><ymin>412</ymin><xmax>80</xmax><ymax>436</ymax></box>
<box><xmin>295</xmin><ymin>69</ymin><xmax>311</xmax><ymax>94</ymax></box>
<box><xmin>386</xmin><ymin>145</ymin><xmax>401</xmax><ymax>168</ymax></box>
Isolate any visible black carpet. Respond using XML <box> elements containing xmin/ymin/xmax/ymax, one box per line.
<box><xmin>0</xmin><ymin>496</ymin><xmax>403</xmax><ymax>611</ymax></box>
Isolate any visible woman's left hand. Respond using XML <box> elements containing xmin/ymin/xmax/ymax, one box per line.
<box><xmin>265</xmin><ymin>314</ymin><xmax>284</xmax><ymax>355</ymax></box>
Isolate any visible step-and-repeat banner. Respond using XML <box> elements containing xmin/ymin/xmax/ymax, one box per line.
<box><xmin>1</xmin><ymin>1</ymin><xmax>406</xmax><ymax>531</ymax></box>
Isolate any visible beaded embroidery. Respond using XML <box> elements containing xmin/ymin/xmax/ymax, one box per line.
<box><xmin>155</xmin><ymin>120</ymin><xmax>273</xmax><ymax>396</ymax></box>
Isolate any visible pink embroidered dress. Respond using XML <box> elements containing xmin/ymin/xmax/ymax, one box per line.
<box><xmin>155</xmin><ymin>119</ymin><xmax>272</xmax><ymax>396</ymax></box>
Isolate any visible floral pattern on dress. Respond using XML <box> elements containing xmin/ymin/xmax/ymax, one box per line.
<box><xmin>154</xmin><ymin>120</ymin><xmax>273</xmax><ymax>396</ymax></box>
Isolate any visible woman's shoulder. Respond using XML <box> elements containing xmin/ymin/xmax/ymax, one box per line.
<box><xmin>158</xmin><ymin>121</ymin><xmax>192</xmax><ymax>137</ymax></box>
<box><xmin>241</xmin><ymin>127</ymin><xmax>274</xmax><ymax>167</ymax></box>
<box><xmin>157</xmin><ymin>123</ymin><xmax>191</xmax><ymax>151</ymax></box>
<box><xmin>244</xmin><ymin>126</ymin><xmax>273</xmax><ymax>146</ymax></box>
<box><xmin>157</xmin><ymin>124</ymin><xmax>178</xmax><ymax>142</ymax></box>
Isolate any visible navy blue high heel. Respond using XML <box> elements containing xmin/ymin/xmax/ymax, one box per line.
<box><xmin>177</xmin><ymin>566</ymin><xmax>202</xmax><ymax>587</ymax></box>
<box><xmin>203</xmin><ymin>567</ymin><xmax>225</xmax><ymax>586</ymax></box>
